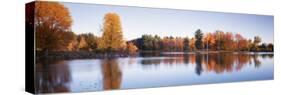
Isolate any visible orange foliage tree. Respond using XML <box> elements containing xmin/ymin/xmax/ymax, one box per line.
<box><xmin>127</xmin><ymin>42</ymin><xmax>138</xmax><ymax>54</ymax></box>
<box><xmin>203</xmin><ymin>32</ymin><xmax>215</xmax><ymax>50</ymax></box>
<box><xmin>189</xmin><ymin>38</ymin><xmax>196</xmax><ymax>51</ymax></box>
<box><xmin>35</xmin><ymin>1</ymin><xmax>74</xmax><ymax>51</ymax></box>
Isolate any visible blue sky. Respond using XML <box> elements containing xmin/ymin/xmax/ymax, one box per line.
<box><xmin>63</xmin><ymin>2</ymin><xmax>273</xmax><ymax>43</ymax></box>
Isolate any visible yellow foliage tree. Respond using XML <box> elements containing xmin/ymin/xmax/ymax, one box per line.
<box><xmin>189</xmin><ymin>38</ymin><xmax>196</xmax><ymax>51</ymax></box>
<box><xmin>98</xmin><ymin>13</ymin><xmax>125</xmax><ymax>52</ymax></box>
<box><xmin>203</xmin><ymin>33</ymin><xmax>216</xmax><ymax>50</ymax></box>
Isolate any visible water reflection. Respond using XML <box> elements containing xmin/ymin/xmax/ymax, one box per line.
<box><xmin>35</xmin><ymin>52</ymin><xmax>273</xmax><ymax>93</ymax></box>
<box><xmin>195</xmin><ymin>54</ymin><xmax>203</xmax><ymax>75</ymax></box>
<box><xmin>101</xmin><ymin>59</ymin><xmax>122</xmax><ymax>90</ymax></box>
<box><xmin>35</xmin><ymin>60</ymin><xmax>71</xmax><ymax>93</ymax></box>
<box><xmin>140</xmin><ymin>52</ymin><xmax>273</xmax><ymax>75</ymax></box>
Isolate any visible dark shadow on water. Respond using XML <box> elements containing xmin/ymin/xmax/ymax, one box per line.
<box><xmin>35</xmin><ymin>60</ymin><xmax>72</xmax><ymax>93</ymax></box>
<box><xmin>195</xmin><ymin>53</ymin><xmax>203</xmax><ymax>75</ymax></box>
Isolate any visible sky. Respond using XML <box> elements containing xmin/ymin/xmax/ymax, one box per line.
<box><xmin>63</xmin><ymin>2</ymin><xmax>274</xmax><ymax>43</ymax></box>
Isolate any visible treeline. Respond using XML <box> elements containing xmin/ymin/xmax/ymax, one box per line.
<box><xmin>131</xmin><ymin>29</ymin><xmax>273</xmax><ymax>52</ymax></box>
<box><xmin>55</xmin><ymin>32</ymin><xmax>138</xmax><ymax>54</ymax></box>
<box><xmin>36</xmin><ymin>12</ymin><xmax>138</xmax><ymax>54</ymax></box>
<box><xmin>29</xmin><ymin>2</ymin><xmax>273</xmax><ymax>56</ymax></box>
<box><xmin>32</xmin><ymin>2</ymin><xmax>138</xmax><ymax>55</ymax></box>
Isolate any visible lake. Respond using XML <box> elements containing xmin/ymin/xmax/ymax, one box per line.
<box><xmin>35</xmin><ymin>52</ymin><xmax>274</xmax><ymax>93</ymax></box>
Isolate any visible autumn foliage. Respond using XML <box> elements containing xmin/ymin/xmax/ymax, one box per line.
<box><xmin>127</xmin><ymin>42</ymin><xmax>138</xmax><ymax>54</ymax></box>
<box><xmin>33</xmin><ymin>1</ymin><xmax>273</xmax><ymax>55</ymax></box>
<box><xmin>35</xmin><ymin>2</ymin><xmax>74</xmax><ymax>51</ymax></box>
<box><xmin>98</xmin><ymin>13</ymin><xmax>126</xmax><ymax>52</ymax></box>
<box><xmin>132</xmin><ymin>30</ymin><xmax>273</xmax><ymax>52</ymax></box>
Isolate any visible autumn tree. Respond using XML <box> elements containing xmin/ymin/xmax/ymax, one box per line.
<box><xmin>98</xmin><ymin>13</ymin><xmax>125</xmax><ymax>52</ymax></box>
<box><xmin>127</xmin><ymin>42</ymin><xmax>138</xmax><ymax>54</ymax></box>
<box><xmin>189</xmin><ymin>38</ymin><xmax>196</xmax><ymax>51</ymax></box>
<box><xmin>63</xmin><ymin>31</ymin><xmax>77</xmax><ymax>51</ymax></box>
<box><xmin>160</xmin><ymin>36</ymin><xmax>184</xmax><ymax>51</ymax></box>
<box><xmin>214</xmin><ymin>31</ymin><xmax>224</xmax><ymax>50</ymax></box>
<box><xmin>223</xmin><ymin>32</ymin><xmax>235</xmax><ymax>50</ymax></box>
<box><xmin>235</xmin><ymin>34</ymin><xmax>249</xmax><ymax>51</ymax></box>
<box><xmin>195</xmin><ymin>29</ymin><xmax>203</xmax><ymax>50</ymax></box>
<box><xmin>161</xmin><ymin>37</ymin><xmax>170</xmax><ymax>51</ymax></box>
<box><xmin>203</xmin><ymin>33</ymin><xmax>215</xmax><ymax>50</ymax></box>
<box><xmin>35</xmin><ymin>2</ymin><xmax>73</xmax><ymax>52</ymax></box>
<box><xmin>247</xmin><ymin>39</ymin><xmax>253</xmax><ymax>51</ymax></box>
<box><xmin>235</xmin><ymin>34</ymin><xmax>243</xmax><ymax>51</ymax></box>
<box><xmin>133</xmin><ymin>31</ymin><xmax>272</xmax><ymax>52</ymax></box>
<box><xmin>239</xmin><ymin>39</ymin><xmax>249</xmax><ymax>51</ymax></box>
<box><xmin>175</xmin><ymin>37</ymin><xmax>184</xmax><ymax>51</ymax></box>
<box><xmin>78</xmin><ymin>33</ymin><xmax>99</xmax><ymax>51</ymax></box>
<box><xmin>77</xmin><ymin>35</ymin><xmax>88</xmax><ymax>50</ymax></box>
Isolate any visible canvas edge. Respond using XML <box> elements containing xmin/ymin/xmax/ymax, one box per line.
<box><xmin>25</xmin><ymin>1</ymin><xmax>35</xmax><ymax>94</ymax></box>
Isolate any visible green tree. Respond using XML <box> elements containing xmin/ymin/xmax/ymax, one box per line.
<box><xmin>141</xmin><ymin>35</ymin><xmax>161</xmax><ymax>50</ymax></box>
<box><xmin>259</xmin><ymin>43</ymin><xmax>267</xmax><ymax>51</ymax></box>
<box><xmin>267</xmin><ymin>43</ymin><xmax>274</xmax><ymax>52</ymax></box>
<box><xmin>254</xmin><ymin>36</ymin><xmax>261</xmax><ymax>46</ymax></box>
<box><xmin>142</xmin><ymin>35</ymin><xmax>153</xmax><ymax>50</ymax></box>
<box><xmin>195</xmin><ymin>29</ymin><xmax>203</xmax><ymax>50</ymax></box>
<box><xmin>183</xmin><ymin>37</ymin><xmax>189</xmax><ymax>51</ymax></box>
<box><xmin>252</xmin><ymin>36</ymin><xmax>262</xmax><ymax>51</ymax></box>
<box><xmin>153</xmin><ymin>35</ymin><xmax>161</xmax><ymax>50</ymax></box>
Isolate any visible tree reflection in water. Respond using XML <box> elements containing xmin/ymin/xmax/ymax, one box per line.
<box><xmin>195</xmin><ymin>53</ymin><xmax>203</xmax><ymax>75</ymax></box>
<box><xmin>198</xmin><ymin>53</ymin><xmax>273</xmax><ymax>75</ymax></box>
<box><xmin>35</xmin><ymin>60</ymin><xmax>71</xmax><ymax>93</ymax></box>
<box><xmin>34</xmin><ymin>52</ymin><xmax>273</xmax><ymax>93</ymax></box>
<box><xmin>140</xmin><ymin>52</ymin><xmax>273</xmax><ymax>75</ymax></box>
<box><xmin>101</xmin><ymin>58</ymin><xmax>122</xmax><ymax>90</ymax></box>
<box><xmin>253</xmin><ymin>54</ymin><xmax>261</xmax><ymax>68</ymax></box>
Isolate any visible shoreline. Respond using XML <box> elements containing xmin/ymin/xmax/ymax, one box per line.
<box><xmin>36</xmin><ymin>50</ymin><xmax>273</xmax><ymax>60</ymax></box>
<box><xmin>36</xmin><ymin>51</ymin><xmax>134</xmax><ymax>60</ymax></box>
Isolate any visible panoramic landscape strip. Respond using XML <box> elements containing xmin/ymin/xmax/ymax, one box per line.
<box><xmin>26</xmin><ymin>2</ymin><xmax>273</xmax><ymax>60</ymax></box>
<box><xmin>25</xmin><ymin>1</ymin><xmax>274</xmax><ymax>94</ymax></box>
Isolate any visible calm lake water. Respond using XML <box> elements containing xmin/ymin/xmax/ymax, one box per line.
<box><xmin>35</xmin><ymin>52</ymin><xmax>273</xmax><ymax>93</ymax></box>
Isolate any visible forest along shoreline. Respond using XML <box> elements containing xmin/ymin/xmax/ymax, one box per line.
<box><xmin>30</xmin><ymin>2</ymin><xmax>274</xmax><ymax>62</ymax></box>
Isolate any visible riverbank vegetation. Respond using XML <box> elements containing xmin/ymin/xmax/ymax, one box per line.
<box><xmin>131</xmin><ymin>30</ymin><xmax>273</xmax><ymax>52</ymax></box>
<box><xmin>27</xmin><ymin>2</ymin><xmax>273</xmax><ymax>59</ymax></box>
